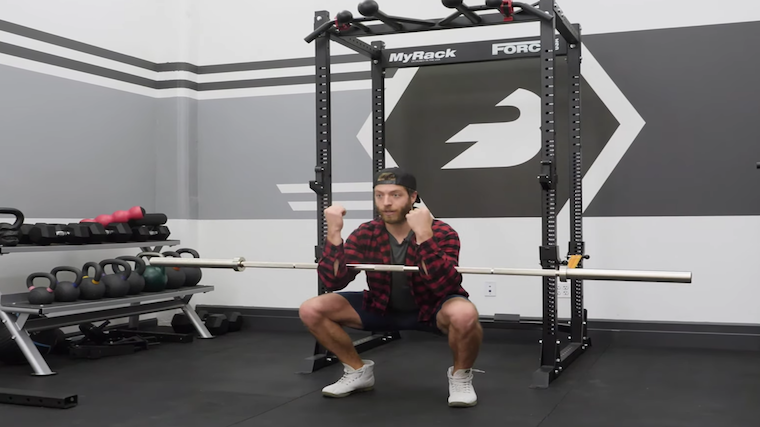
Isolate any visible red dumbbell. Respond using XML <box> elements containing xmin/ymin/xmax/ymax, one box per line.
<box><xmin>128</xmin><ymin>206</ymin><xmax>145</xmax><ymax>219</ymax></box>
<box><xmin>94</xmin><ymin>214</ymin><xmax>114</xmax><ymax>226</ymax></box>
<box><xmin>112</xmin><ymin>210</ymin><xmax>130</xmax><ymax>223</ymax></box>
<box><xmin>113</xmin><ymin>206</ymin><xmax>146</xmax><ymax>223</ymax></box>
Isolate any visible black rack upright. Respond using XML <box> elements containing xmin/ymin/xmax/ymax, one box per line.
<box><xmin>303</xmin><ymin>0</ymin><xmax>590</xmax><ymax>388</ymax></box>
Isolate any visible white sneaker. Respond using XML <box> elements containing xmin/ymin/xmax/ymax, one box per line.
<box><xmin>322</xmin><ymin>360</ymin><xmax>375</xmax><ymax>398</ymax></box>
<box><xmin>447</xmin><ymin>366</ymin><xmax>482</xmax><ymax>407</ymax></box>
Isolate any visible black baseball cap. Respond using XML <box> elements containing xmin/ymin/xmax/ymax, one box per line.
<box><xmin>373</xmin><ymin>167</ymin><xmax>416</xmax><ymax>190</ymax></box>
<box><xmin>373</xmin><ymin>167</ymin><xmax>419</xmax><ymax>202</ymax></box>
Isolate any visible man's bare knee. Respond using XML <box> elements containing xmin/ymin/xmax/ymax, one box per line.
<box><xmin>299</xmin><ymin>294</ymin><xmax>362</xmax><ymax>329</ymax></box>
<box><xmin>298</xmin><ymin>297</ymin><xmax>324</xmax><ymax>328</ymax></box>
<box><xmin>437</xmin><ymin>298</ymin><xmax>480</xmax><ymax>334</ymax></box>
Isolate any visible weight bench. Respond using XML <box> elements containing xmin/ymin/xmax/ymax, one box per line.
<box><xmin>0</xmin><ymin>285</ymin><xmax>215</xmax><ymax>376</ymax></box>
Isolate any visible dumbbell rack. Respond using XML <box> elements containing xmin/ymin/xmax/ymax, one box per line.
<box><xmin>0</xmin><ymin>239</ymin><xmax>215</xmax><ymax>409</ymax></box>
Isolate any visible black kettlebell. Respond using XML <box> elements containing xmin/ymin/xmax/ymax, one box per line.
<box><xmin>116</xmin><ymin>255</ymin><xmax>146</xmax><ymax>294</ymax></box>
<box><xmin>98</xmin><ymin>259</ymin><xmax>132</xmax><ymax>298</ymax></box>
<box><xmin>79</xmin><ymin>261</ymin><xmax>106</xmax><ymax>300</ymax></box>
<box><xmin>27</xmin><ymin>272</ymin><xmax>57</xmax><ymax>305</ymax></box>
<box><xmin>176</xmin><ymin>248</ymin><xmax>202</xmax><ymax>286</ymax></box>
<box><xmin>138</xmin><ymin>252</ymin><xmax>167</xmax><ymax>292</ymax></box>
<box><xmin>51</xmin><ymin>266</ymin><xmax>83</xmax><ymax>302</ymax></box>
<box><xmin>161</xmin><ymin>251</ymin><xmax>186</xmax><ymax>289</ymax></box>
<box><xmin>0</xmin><ymin>207</ymin><xmax>24</xmax><ymax>247</ymax></box>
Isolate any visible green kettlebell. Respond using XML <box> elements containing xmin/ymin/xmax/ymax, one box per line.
<box><xmin>138</xmin><ymin>252</ymin><xmax>167</xmax><ymax>292</ymax></box>
<box><xmin>161</xmin><ymin>251</ymin><xmax>186</xmax><ymax>289</ymax></box>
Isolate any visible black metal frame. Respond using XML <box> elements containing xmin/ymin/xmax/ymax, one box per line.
<box><xmin>304</xmin><ymin>0</ymin><xmax>590</xmax><ymax>387</ymax></box>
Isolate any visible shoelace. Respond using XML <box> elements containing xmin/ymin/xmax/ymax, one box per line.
<box><xmin>336</xmin><ymin>368</ymin><xmax>364</xmax><ymax>385</ymax></box>
<box><xmin>449</xmin><ymin>369</ymin><xmax>485</xmax><ymax>393</ymax></box>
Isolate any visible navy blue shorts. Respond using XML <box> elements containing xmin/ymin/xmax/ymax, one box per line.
<box><xmin>337</xmin><ymin>291</ymin><xmax>468</xmax><ymax>335</ymax></box>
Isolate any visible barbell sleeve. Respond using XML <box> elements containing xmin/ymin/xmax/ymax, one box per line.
<box><xmin>146</xmin><ymin>257</ymin><xmax>692</xmax><ymax>283</ymax></box>
<box><xmin>559</xmin><ymin>267</ymin><xmax>691</xmax><ymax>283</ymax></box>
<box><xmin>149</xmin><ymin>257</ymin><xmax>248</xmax><ymax>271</ymax></box>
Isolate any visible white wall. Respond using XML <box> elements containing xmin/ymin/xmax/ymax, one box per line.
<box><xmin>0</xmin><ymin>0</ymin><xmax>185</xmax><ymax>63</ymax></box>
<box><xmin>194</xmin><ymin>0</ymin><xmax>760</xmax><ymax>65</ymax></box>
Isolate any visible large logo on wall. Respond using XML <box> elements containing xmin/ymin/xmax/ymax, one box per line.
<box><xmin>379</xmin><ymin>56</ymin><xmax>621</xmax><ymax>218</ymax></box>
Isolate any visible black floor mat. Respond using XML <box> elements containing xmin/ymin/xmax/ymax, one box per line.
<box><xmin>0</xmin><ymin>328</ymin><xmax>758</xmax><ymax>427</ymax></box>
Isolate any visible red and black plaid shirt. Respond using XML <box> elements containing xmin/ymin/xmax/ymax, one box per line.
<box><xmin>317</xmin><ymin>218</ymin><xmax>468</xmax><ymax>323</ymax></box>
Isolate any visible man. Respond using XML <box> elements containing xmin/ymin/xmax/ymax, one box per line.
<box><xmin>298</xmin><ymin>167</ymin><xmax>483</xmax><ymax>408</ymax></box>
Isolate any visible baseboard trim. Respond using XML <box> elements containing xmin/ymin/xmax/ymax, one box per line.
<box><xmin>195</xmin><ymin>305</ymin><xmax>760</xmax><ymax>351</ymax></box>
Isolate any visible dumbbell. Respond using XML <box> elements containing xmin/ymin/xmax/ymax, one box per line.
<box><xmin>171</xmin><ymin>310</ymin><xmax>242</xmax><ymax>335</ymax></box>
<box><xmin>130</xmin><ymin>224</ymin><xmax>170</xmax><ymax>241</ymax></box>
<box><xmin>111</xmin><ymin>206</ymin><xmax>168</xmax><ymax>227</ymax></box>
<box><xmin>19</xmin><ymin>224</ymin><xmax>34</xmax><ymax>244</ymax></box>
<box><xmin>198</xmin><ymin>310</ymin><xmax>243</xmax><ymax>333</ymax></box>
<box><xmin>226</xmin><ymin>312</ymin><xmax>244</xmax><ymax>332</ymax></box>
<box><xmin>171</xmin><ymin>311</ymin><xmax>228</xmax><ymax>335</ymax></box>
<box><xmin>29</xmin><ymin>223</ymin><xmax>93</xmax><ymax>245</ymax></box>
<box><xmin>133</xmin><ymin>225</ymin><xmax>170</xmax><ymax>241</ymax></box>
<box><xmin>81</xmin><ymin>217</ymin><xmax>133</xmax><ymax>243</ymax></box>
<box><xmin>193</xmin><ymin>310</ymin><xmax>228</xmax><ymax>335</ymax></box>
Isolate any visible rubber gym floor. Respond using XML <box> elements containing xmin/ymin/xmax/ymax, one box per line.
<box><xmin>0</xmin><ymin>324</ymin><xmax>758</xmax><ymax>426</ymax></box>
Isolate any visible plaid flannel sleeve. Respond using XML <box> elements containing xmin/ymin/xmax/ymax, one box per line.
<box><xmin>317</xmin><ymin>228</ymin><xmax>365</xmax><ymax>291</ymax></box>
<box><xmin>415</xmin><ymin>225</ymin><xmax>463</xmax><ymax>298</ymax></box>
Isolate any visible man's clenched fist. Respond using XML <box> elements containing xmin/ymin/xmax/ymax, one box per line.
<box><xmin>406</xmin><ymin>206</ymin><xmax>433</xmax><ymax>243</ymax></box>
<box><xmin>325</xmin><ymin>204</ymin><xmax>346</xmax><ymax>245</ymax></box>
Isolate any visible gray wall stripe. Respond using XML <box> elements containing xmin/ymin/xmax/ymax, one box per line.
<box><xmin>198</xmin><ymin>68</ymin><xmax>397</xmax><ymax>91</ymax></box>
<box><xmin>0</xmin><ymin>41</ymin><xmax>386</xmax><ymax>91</ymax></box>
<box><xmin>156</xmin><ymin>79</ymin><xmax>199</xmax><ymax>90</ymax></box>
<box><xmin>0</xmin><ymin>41</ymin><xmax>157</xmax><ymax>88</ymax></box>
<box><xmin>194</xmin><ymin>53</ymin><xmax>365</xmax><ymax>74</ymax></box>
<box><xmin>0</xmin><ymin>19</ymin><xmax>155</xmax><ymax>71</ymax></box>
<box><xmin>156</xmin><ymin>62</ymin><xmax>200</xmax><ymax>73</ymax></box>
<box><xmin>0</xmin><ymin>18</ymin><xmax>366</xmax><ymax>74</ymax></box>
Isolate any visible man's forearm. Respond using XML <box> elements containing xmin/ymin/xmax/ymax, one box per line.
<box><xmin>327</xmin><ymin>229</ymin><xmax>343</xmax><ymax>246</ymax></box>
<box><xmin>415</xmin><ymin>229</ymin><xmax>433</xmax><ymax>244</ymax></box>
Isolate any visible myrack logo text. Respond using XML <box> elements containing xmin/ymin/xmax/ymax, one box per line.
<box><xmin>388</xmin><ymin>48</ymin><xmax>457</xmax><ymax>64</ymax></box>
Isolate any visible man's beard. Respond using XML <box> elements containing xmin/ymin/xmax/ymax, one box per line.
<box><xmin>378</xmin><ymin>201</ymin><xmax>413</xmax><ymax>224</ymax></box>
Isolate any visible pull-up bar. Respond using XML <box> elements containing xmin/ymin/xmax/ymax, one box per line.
<box><xmin>305</xmin><ymin>0</ymin><xmax>560</xmax><ymax>43</ymax></box>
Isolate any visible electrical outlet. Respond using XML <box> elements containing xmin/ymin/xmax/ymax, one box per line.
<box><xmin>484</xmin><ymin>282</ymin><xmax>496</xmax><ymax>297</ymax></box>
<box><xmin>558</xmin><ymin>283</ymin><xmax>570</xmax><ymax>298</ymax></box>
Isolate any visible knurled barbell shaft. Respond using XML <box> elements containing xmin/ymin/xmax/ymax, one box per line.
<box><xmin>146</xmin><ymin>257</ymin><xmax>692</xmax><ymax>283</ymax></box>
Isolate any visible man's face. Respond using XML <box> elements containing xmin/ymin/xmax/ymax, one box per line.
<box><xmin>374</xmin><ymin>184</ymin><xmax>415</xmax><ymax>224</ymax></box>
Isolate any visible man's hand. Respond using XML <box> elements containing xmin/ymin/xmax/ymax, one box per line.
<box><xmin>406</xmin><ymin>206</ymin><xmax>434</xmax><ymax>243</ymax></box>
<box><xmin>325</xmin><ymin>204</ymin><xmax>346</xmax><ymax>246</ymax></box>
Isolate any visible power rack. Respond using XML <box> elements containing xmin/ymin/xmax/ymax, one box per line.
<box><xmin>303</xmin><ymin>0</ymin><xmax>589</xmax><ymax>388</ymax></box>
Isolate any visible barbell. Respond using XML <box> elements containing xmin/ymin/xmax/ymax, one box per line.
<box><xmin>146</xmin><ymin>256</ymin><xmax>692</xmax><ymax>283</ymax></box>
